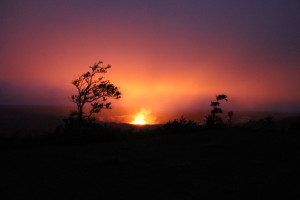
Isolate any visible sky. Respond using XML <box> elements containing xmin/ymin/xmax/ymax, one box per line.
<box><xmin>1</xmin><ymin>0</ymin><xmax>300</xmax><ymax>114</ymax></box>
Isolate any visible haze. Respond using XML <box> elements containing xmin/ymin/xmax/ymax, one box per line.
<box><xmin>1</xmin><ymin>0</ymin><xmax>300</xmax><ymax>114</ymax></box>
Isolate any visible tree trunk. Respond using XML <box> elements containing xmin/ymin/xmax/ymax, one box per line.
<box><xmin>78</xmin><ymin>105</ymin><xmax>83</xmax><ymax>120</ymax></box>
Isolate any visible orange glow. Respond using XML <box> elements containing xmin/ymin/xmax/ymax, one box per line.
<box><xmin>131</xmin><ymin>108</ymin><xmax>156</xmax><ymax>125</ymax></box>
<box><xmin>1</xmin><ymin>1</ymin><xmax>299</xmax><ymax>113</ymax></box>
<box><xmin>131</xmin><ymin>113</ymin><xmax>146</xmax><ymax>125</ymax></box>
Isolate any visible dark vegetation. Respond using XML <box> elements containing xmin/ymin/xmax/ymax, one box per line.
<box><xmin>1</xmin><ymin>62</ymin><xmax>300</xmax><ymax>199</ymax></box>
<box><xmin>1</xmin><ymin>116</ymin><xmax>300</xmax><ymax>199</ymax></box>
<box><xmin>1</xmin><ymin>115</ymin><xmax>299</xmax><ymax>147</ymax></box>
<box><xmin>205</xmin><ymin>94</ymin><xmax>233</xmax><ymax>128</ymax></box>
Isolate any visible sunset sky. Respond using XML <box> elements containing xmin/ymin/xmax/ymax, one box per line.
<box><xmin>1</xmin><ymin>0</ymin><xmax>300</xmax><ymax>113</ymax></box>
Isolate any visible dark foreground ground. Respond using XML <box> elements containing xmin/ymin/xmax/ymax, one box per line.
<box><xmin>1</xmin><ymin>128</ymin><xmax>299</xmax><ymax>200</ymax></box>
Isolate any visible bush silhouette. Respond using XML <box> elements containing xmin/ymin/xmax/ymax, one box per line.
<box><xmin>164</xmin><ymin>116</ymin><xmax>198</xmax><ymax>133</ymax></box>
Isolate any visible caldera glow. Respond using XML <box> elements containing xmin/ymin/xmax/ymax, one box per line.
<box><xmin>131</xmin><ymin>113</ymin><xmax>146</xmax><ymax>125</ymax></box>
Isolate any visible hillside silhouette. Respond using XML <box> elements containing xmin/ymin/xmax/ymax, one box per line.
<box><xmin>1</xmin><ymin>110</ymin><xmax>300</xmax><ymax>199</ymax></box>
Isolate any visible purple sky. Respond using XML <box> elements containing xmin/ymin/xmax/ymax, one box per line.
<box><xmin>1</xmin><ymin>0</ymin><xmax>300</xmax><ymax>113</ymax></box>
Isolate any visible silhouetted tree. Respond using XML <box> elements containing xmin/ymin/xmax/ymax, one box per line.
<box><xmin>216</xmin><ymin>94</ymin><xmax>228</xmax><ymax>101</ymax></box>
<box><xmin>228</xmin><ymin>111</ymin><xmax>233</xmax><ymax>127</ymax></box>
<box><xmin>205</xmin><ymin>94</ymin><xmax>228</xmax><ymax>127</ymax></box>
<box><xmin>70</xmin><ymin>61</ymin><xmax>121</xmax><ymax>121</ymax></box>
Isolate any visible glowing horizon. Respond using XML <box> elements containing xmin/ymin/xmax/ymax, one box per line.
<box><xmin>1</xmin><ymin>1</ymin><xmax>300</xmax><ymax>113</ymax></box>
<box><xmin>130</xmin><ymin>108</ymin><xmax>156</xmax><ymax>125</ymax></box>
<box><xmin>131</xmin><ymin>113</ymin><xmax>147</xmax><ymax>125</ymax></box>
